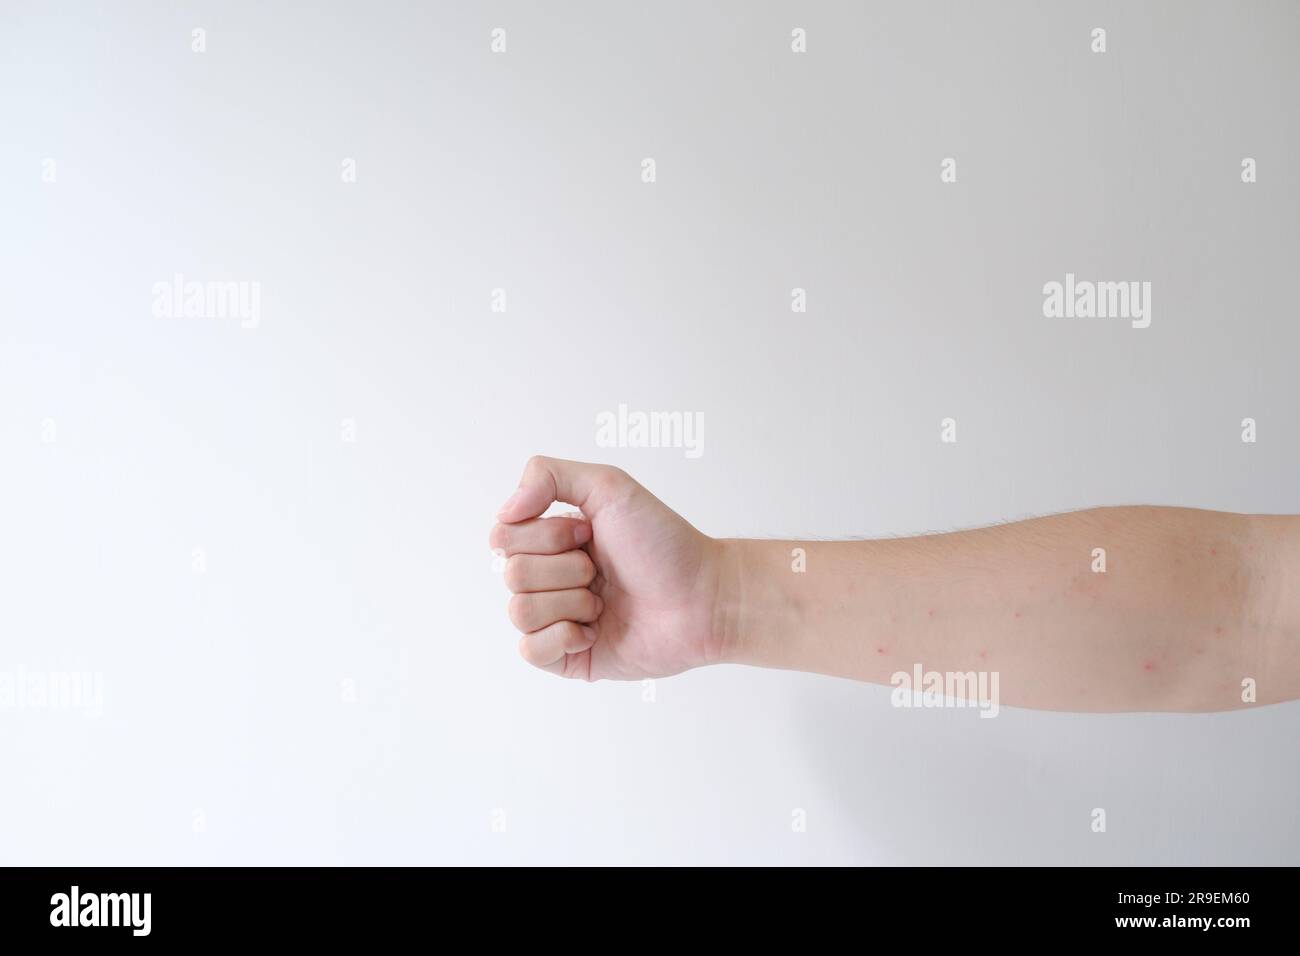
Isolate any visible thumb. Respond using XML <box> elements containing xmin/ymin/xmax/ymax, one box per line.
<box><xmin>496</xmin><ymin>456</ymin><xmax>630</xmax><ymax>523</ymax></box>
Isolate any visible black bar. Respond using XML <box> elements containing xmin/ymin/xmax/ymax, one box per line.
<box><xmin>0</xmin><ymin>866</ymin><xmax>1288</xmax><ymax>942</ymax></box>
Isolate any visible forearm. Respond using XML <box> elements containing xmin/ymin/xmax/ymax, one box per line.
<box><xmin>716</xmin><ymin>507</ymin><xmax>1300</xmax><ymax>712</ymax></box>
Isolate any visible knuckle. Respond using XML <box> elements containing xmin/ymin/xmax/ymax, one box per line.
<box><xmin>552</xmin><ymin>619</ymin><xmax>577</xmax><ymax>647</ymax></box>
<box><xmin>507</xmin><ymin>593</ymin><xmax>532</xmax><ymax>630</ymax></box>
<box><xmin>547</xmin><ymin>521</ymin><xmax>570</xmax><ymax>549</ymax></box>
<box><xmin>595</xmin><ymin>465</ymin><xmax>632</xmax><ymax>495</ymax></box>
<box><xmin>503</xmin><ymin>556</ymin><xmax>525</xmax><ymax>591</ymax></box>
<box><xmin>517</xmin><ymin>635</ymin><xmax>542</xmax><ymax>666</ymax></box>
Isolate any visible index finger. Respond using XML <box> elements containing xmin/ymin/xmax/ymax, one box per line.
<box><xmin>489</xmin><ymin>516</ymin><xmax>592</xmax><ymax>557</ymax></box>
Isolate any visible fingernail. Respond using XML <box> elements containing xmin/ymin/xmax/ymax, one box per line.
<box><xmin>573</xmin><ymin>522</ymin><xmax>591</xmax><ymax>545</ymax></box>
<box><xmin>497</xmin><ymin>488</ymin><xmax>522</xmax><ymax>518</ymax></box>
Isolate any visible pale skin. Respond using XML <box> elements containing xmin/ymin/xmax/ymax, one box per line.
<box><xmin>490</xmin><ymin>456</ymin><xmax>1300</xmax><ymax>712</ymax></box>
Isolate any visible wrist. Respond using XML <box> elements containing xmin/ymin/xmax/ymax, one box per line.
<box><xmin>711</xmin><ymin>538</ymin><xmax>789</xmax><ymax>669</ymax></box>
<box><xmin>709</xmin><ymin>539</ymin><xmax>745</xmax><ymax>666</ymax></box>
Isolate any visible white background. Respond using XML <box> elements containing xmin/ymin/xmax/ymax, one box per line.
<box><xmin>2</xmin><ymin>1</ymin><xmax>1298</xmax><ymax>864</ymax></box>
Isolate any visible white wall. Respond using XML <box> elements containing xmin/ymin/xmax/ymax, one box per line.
<box><xmin>2</xmin><ymin>0</ymin><xmax>1297</xmax><ymax>864</ymax></box>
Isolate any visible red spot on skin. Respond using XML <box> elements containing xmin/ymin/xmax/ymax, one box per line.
<box><xmin>1142</xmin><ymin>660</ymin><xmax>1156</xmax><ymax>672</ymax></box>
<box><xmin>927</xmin><ymin>609</ymin><xmax>934</xmax><ymax>617</ymax></box>
<box><xmin>978</xmin><ymin>650</ymin><xmax>987</xmax><ymax>659</ymax></box>
<box><xmin>1215</xmin><ymin>626</ymin><xmax>1224</xmax><ymax>638</ymax></box>
<box><xmin>1193</xmin><ymin>647</ymin><xmax>1203</xmax><ymax>656</ymax></box>
<box><xmin>876</xmin><ymin>647</ymin><xmax>886</xmax><ymax>655</ymax></box>
<box><xmin>1014</xmin><ymin>611</ymin><xmax>1022</xmax><ymax>619</ymax></box>
<box><xmin>1210</xmin><ymin>548</ymin><xmax>1217</xmax><ymax>556</ymax></box>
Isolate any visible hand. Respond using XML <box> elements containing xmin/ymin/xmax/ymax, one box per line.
<box><xmin>491</xmin><ymin>456</ymin><xmax>726</xmax><ymax>681</ymax></box>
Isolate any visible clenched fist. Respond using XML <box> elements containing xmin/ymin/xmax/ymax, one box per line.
<box><xmin>490</xmin><ymin>456</ymin><xmax>727</xmax><ymax>681</ymax></box>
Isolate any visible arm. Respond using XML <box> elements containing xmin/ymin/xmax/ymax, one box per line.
<box><xmin>718</xmin><ymin>508</ymin><xmax>1300</xmax><ymax>712</ymax></box>
<box><xmin>492</xmin><ymin>457</ymin><xmax>1300</xmax><ymax>713</ymax></box>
